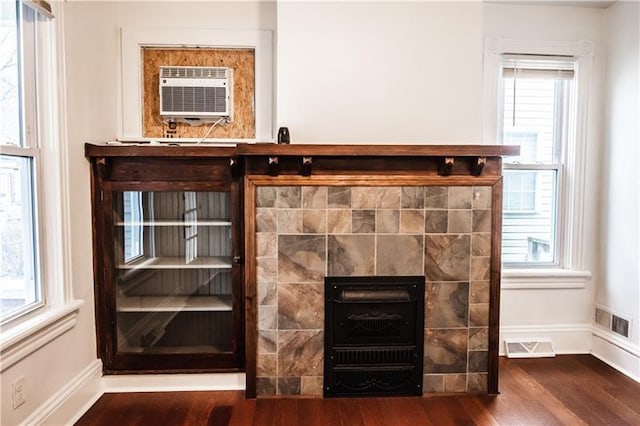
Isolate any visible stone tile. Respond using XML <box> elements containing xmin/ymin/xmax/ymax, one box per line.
<box><xmin>467</xmin><ymin>373</ymin><xmax>487</xmax><ymax>393</ymax></box>
<box><xmin>278</xmin><ymin>283</ymin><xmax>323</xmax><ymax>330</ymax></box>
<box><xmin>257</xmin><ymin>257</ymin><xmax>277</xmax><ymax>284</ymax></box>
<box><xmin>401</xmin><ymin>187</ymin><xmax>424</xmax><ymax>209</ymax></box>
<box><xmin>424</xmin><ymin>329</ymin><xmax>468</xmax><ymax>373</ymax></box>
<box><xmin>256</xmin><ymin>187</ymin><xmax>277</xmax><ymax>208</ymax></box>
<box><xmin>257</xmin><ymin>233</ymin><xmax>277</xmax><ymax>257</ymax></box>
<box><xmin>259</xmin><ymin>305</ymin><xmax>277</xmax><ymax>330</ymax></box>
<box><xmin>425</xmin><ymin>210</ymin><xmax>448</xmax><ymax>233</ymax></box>
<box><xmin>448</xmin><ymin>187</ymin><xmax>472</xmax><ymax>209</ymax></box>
<box><xmin>472</xmin><ymin>187</ymin><xmax>492</xmax><ymax>209</ymax></box>
<box><xmin>470</xmin><ymin>281</ymin><xmax>490</xmax><ymax>304</ymax></box>
<box><xmin>303</xmin><ymin>210</ymin><xmax>326</xmax><ymax>234</ymax></box>
<box><xmin>328</xmin><ymin>187</ymin><xmax>351</xmax><ymax>207</ymax></box>
<box><xmin>425</xmin><ymin>187</ymin><xmax>447</xmax><ymax>209</ymax></box>
<box><xmin>469</xmin><ymin>351</ymin><xmax>488</xmax><ymax>373</ymax></box>
<box><xmin>400</xmin><ymin>210</ymin><xmax>424</xmax><ymax>234</ymax></box>
<box><xmin>469</xmin><ymin>328</ymin><xmax>489</xmax><ymax>351</ymax></box>
<box><xmin>448</xmin><ymin>210</ymin><xmax>472</xmax><ymax>233</ymax></box>
<box><xmin>278</xmin><ymin>209</ymin><xmax>302</xmax><ymax>234</ymax></box>
<box><xmin>258</xmin><ymin>330</ymin><xmax>277</xmax><ymax>354</ymax></box>
<box><xmin>327</xmin><ymin>209</ymin><xmax>351</xmax><ymax>234</ymax></box>
<box><xmin>472</xmin><ymin>210</ymin><xmax>491</xmax><ymax>232</ymax></box>
<box><xmin>444</xmin><ymin>374</ymin><xmax>467</xmax><ymax>393</ymax></box>
<box><xmin>423</xmin><ymin>374</ymin><xmax>444</xmax><ymax>392</ymax></box>
<box><xmin>257</xmin><ymin>353</ymin><xmax>277</xmax><ymax>376</ymax></box>
<box><xmin>376</xmin><ymin>210</ymin><xmax>399</xmax><ymax>233</ymax></box>
<box><xmin>472</xmin><ymin>233</ymin><xmax>491</xmax><ymax>256</ymax></box>
<box><xmin>470</xmin><ymin>256</ymin><xmax>490</xmax><ymax>281</ymax></box>
<box><xmin>278</xmin><ymin>330</ymin><xmax>324</xmax><ymax>376</ymax></box>
<box><xmin>377</xmin><ymin>235</ymin><xmax>423</xmax><ymax>275</ymax></box>
<box><xmin>278</xmin><ymin>235</ymin><xmax>326</xmax><ymax>282</ymax></box>
<box><xmin>352</xmin><ymin>210</ymin><xmax>375</xmax><ymax>233</ymax></box>
<box><xmin>328</xmin><ymin>235</ymin><xmax>375</xmax><ymax>276</ymax></box>
<box><xmin>302</xmin><ymin>187</ymin><xmax>327</xmax><ymax>209</ymax></box>
<box><xmin>277</xmin><ymin>187</ymin><xmax>301</xmax><ymax>208</ymax></box>
<box><xmin>301</xmin><ymin>376</ymin><xmax>323</xmax><ymax>396</ymax></box>
<box><xmin>352</xmin><ymin>187</ymin><xmax>380</xmax><ymax>208</ymax></box>
<box><xmin>256</xmin><ymin>378</ymin><xmax>277</xmax><ymax>396</ymax></box>
<box><xmin>424</xmin><ymin>235</ymin><xmax>470</xmax><ymax>281</ymax></box>
<box><xmin>278</xmin><ymin>378</ymin><xmax>301</xmax><ymax>396</ymax></box>
<box><xmin>258</xmin><ymin>281</ymin><xmax>277</xmax><ymax>306</ymax></box>
<box><xmin>256</xmin><ymin>208</ymin><xmax>277</xmax><ymax>232</ymax></box>
<box><xmin>378</xmin><ymin>187</ymin><xmax>401</xmax><ymax>208</ymax></box>
<box><xmin>469</xmin><ymin>303</ymin><xmax>489</xmax><ymax>327</ymax></box>
<box><xmin>425</xmin><ymin>282</ymin><xmax>469</xmax><ymax>328</ymax></box>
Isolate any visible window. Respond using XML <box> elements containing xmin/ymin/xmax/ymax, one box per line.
<box><xmin>1</xmin><ymin>1</ymin><xmax>42</xmax><ymax>322</ymax></box>
<box><xmin>499</xmin><ymin>54</ymin><xmax>575</xmax><ymax>266</ymax></box>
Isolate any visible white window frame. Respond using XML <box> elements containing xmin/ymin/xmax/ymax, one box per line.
<box><xmin>0</xmin><ymin>1</ymin><xmax>82</xmax><ymax>373</ymax></box>
<box><xmin>483</xmin><ymin>37</ymin><xmax>593</xmax><ymax>288</ymax></box>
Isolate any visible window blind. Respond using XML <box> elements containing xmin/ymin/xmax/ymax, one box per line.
<box><xmin>22</xmin><ymin>0</ymin><xmax>53</xmax><ymax>18</ymax></box>
<box><xmin>501</xmin><ymin>54</ymin><xmax>575</xmax><ymax>80</ymax></box>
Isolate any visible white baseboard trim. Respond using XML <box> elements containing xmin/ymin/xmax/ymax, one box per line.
<box><xmin>591</xmin><ymin>330</ymin><xmax>640</xmax><ymax>384</ymax></box>
<box><xmin>21</xmin><ymin>359</ymin><xmax>102</xmax><ymax>426</ymax></box>
<box><xmin>102</xmin><ymin>372</ymin><xmax>246</xmax><ymax>393</ymax></box>
<box><xmin>499</xmin><ymin>323</ymin><xmax>592</xmax><ymax>356</ymax></box>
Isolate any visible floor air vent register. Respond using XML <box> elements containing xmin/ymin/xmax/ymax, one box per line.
<box><xmin>324</xmin><ymin>276</ymin><xmax>425</xmax><ymax>397</ymax></box>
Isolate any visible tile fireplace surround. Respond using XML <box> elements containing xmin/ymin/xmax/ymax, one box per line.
<box><xmin>240</xmin><ymin>144</ymin><xmax>518</xmax><ymax>399</ymax></box>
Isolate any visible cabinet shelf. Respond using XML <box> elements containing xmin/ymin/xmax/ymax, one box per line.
<box><xmin>118</xmin><ymin>344</ymin><xmax>232</xmax><ymax>354</ymax></box>
<box><xmin>117</xmin><ymin>295</ymin><xmax>232</xmax><ymax>312</ymax></box>
<box><xmin>116</xmin><ymin>219</ymin><xmax>232</xmax><ymax>227</ymax></box>
<box><xmin>118</xmin><ymin>256</ymin><xmax>232</xmax><ymax>270</ymax></box>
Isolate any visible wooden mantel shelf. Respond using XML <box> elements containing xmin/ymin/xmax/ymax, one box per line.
<box><xmin>85</xmin><ymin>142</ymin><xmax>519</xmax><ymax>178</ymax></box>
<box><xmin>85</xmin><ymin>142</ymin><xmax>519</xmax><ymax>158</ymax></box>
<box><xmin>236</xmin><ymin>143</ymin><xmax>520</xmax><ymax>158</ymax></box>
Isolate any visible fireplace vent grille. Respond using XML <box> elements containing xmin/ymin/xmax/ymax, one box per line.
<box><xmin>324</xmin><ymin>276</ymin><xmax>424</xmax><ymax>397</ymax></box>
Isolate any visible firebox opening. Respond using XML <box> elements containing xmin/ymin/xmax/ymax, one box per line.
<box><xmin>324</xmin><ymin>276</ymin><xmax>425</xmax><ymax>398</ymax></box>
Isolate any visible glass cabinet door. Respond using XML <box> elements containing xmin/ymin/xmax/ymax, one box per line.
<box><xmin>112</xmin><ymin>191</ymin><xmax>234</xmax><ymax>355</ymax></box>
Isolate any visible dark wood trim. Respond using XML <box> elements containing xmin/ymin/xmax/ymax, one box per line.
<box><xmin>85</xmin><ymin>143</ymin><xmax>237</xmax><ymax>158</ymax></box>
<box><xmin>488</xmin><ymin>175</ymin><xmax>504</xmax><ymax>395</ymax></box>
<box><xmin>244</xmin><ymin>175</ymin><xmax>501</xmax><ymax>187</ymax></box>
<box><xmin>237</xmin><ymin>143</ymin><xmax>520</xmax><ymax>157</ymax></box>
<box><xmin>243</xmin><ymin>178</ymin><xmax>258</xmax><ymax>399</ymax></box>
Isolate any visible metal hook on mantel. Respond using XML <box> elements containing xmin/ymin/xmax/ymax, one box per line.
<box><xmin>301</xmin><ymin>156</ymin><xmax>313</xmax><ymax>176</ymax></box>
<box><xmin>438</xmin><ymin>157</ymin><xmax>455</xmax><ymax>176</ymax></box>
<box><xmin>268</xmin><ymin>156</ymin><xmax>279</xmax><ymax>176</ymax></box>
<box><xmin>471</xmin><ymin>157</ymin><xmax>487</xmax><ymax>177</ymax></box>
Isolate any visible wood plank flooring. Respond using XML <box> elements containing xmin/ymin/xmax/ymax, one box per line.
<box><xmin>76</xmin><ymin>355</ymin><xmax>640</xmax><ymax>425</ymax></box>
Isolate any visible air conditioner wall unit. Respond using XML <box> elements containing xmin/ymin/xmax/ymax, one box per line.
<box><xmin>159</xmin><ymin>66</ymin><xmax>233</xmax><ymax>123</ymax></box>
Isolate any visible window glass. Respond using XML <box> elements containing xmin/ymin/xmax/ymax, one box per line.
<box><xmin>1</xmin><ymin>2</ymin><xmax>43</xmax><ymax>322</ymax></box>
<box><xmin>501</xmin><ymin>57</ymin><xmax>573</xmax><ymax>265</ymax></box>
<box><xmin>1</xmin><ymin>1</ymin><xmax>20</xmax><ymax>146</ymax></box>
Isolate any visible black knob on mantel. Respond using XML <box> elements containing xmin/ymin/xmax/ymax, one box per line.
<box><xmin>277</xmin><ymin>127</ymin><xmax>290</xmax><ymax>144</ymax></box>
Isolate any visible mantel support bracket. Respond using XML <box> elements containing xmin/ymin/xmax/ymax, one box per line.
<box><xmin>471</xmin><ymin>157</ymin><xmax>486</xmax><ymax>176</ymax></box>
<box><xmin>301</xmin><ymin>156</ymin><xmax>313</xmax><ymax>176</ymax></box>
<box><xmin>438</xmin><ymin>157</ymin><xmax>454</xmax><ymax>176</ymax></box>
<box><xmin>268</xmin><ymin>156</ymin><xmax>279</xmax><ymax>176</ymax></box>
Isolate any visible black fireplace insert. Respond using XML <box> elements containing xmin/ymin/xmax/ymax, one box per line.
<box><xmin>324</xmin><ymin>276</ymin><xmax>425</xmax><ymax>397</ymax></box>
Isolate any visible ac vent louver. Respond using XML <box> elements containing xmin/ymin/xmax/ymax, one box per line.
<box><xmin>159</xmin><ymin>66</ymin><xmax>233</xmax><ymax>123</ymax></box>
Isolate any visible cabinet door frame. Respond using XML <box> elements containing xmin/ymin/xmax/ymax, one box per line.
<box><xmin>90</xmin><ymin>158</ymin><xmax>244</xmax><ymax>374</ymax></box>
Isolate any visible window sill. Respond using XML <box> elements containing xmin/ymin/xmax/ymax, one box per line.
<box><xmin>501</xmin><ymin>269</ymin><xmax>591</xmax><ymax>290</ymax></box>
<box><xmin>0</xmin><ymin>299</ymin><xmax>84</xmax><ymax>372</ymax></box>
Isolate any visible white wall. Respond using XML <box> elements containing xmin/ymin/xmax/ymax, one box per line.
<box><xmin>594</xmin><ymin>0</ymin><xmax>640</xmax><ymax>379</ymax></box>
<box><xmin>483</xmin><ymin>3</ymin><xmax>605</xmax><ymax>354</ymax></box>
<box><xmin>276</xmin><ymin>1</ymin><xmax>483</xmax><ymax>144</ymax></box>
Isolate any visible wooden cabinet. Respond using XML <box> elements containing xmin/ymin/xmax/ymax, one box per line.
<box><xmin>85</xmin><ymin>144</ymin><xmax>243</xmax><ymax>373</ymax></box>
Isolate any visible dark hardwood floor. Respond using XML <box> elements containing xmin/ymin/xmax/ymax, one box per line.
<box><xmin>76</xmin><ymin>355</ymin><xmax>640</xmax><ymax>425</ymax></box>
